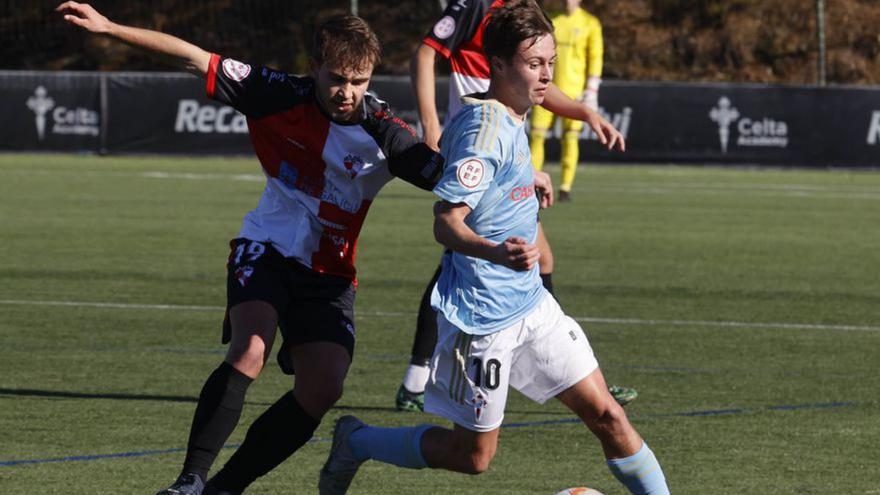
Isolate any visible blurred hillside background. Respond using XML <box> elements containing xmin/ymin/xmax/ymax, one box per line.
<box><xmin>3</xmin><ymin>0</ymin><xmax>879</xmax><ymax>84</ymax></box>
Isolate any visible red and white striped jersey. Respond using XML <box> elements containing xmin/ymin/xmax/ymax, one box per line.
<box><xmin>422</xmin><ymin>0</ymin><xmax>502</xmax><ymax>121</ymax></box>
<box><xmin>206</xmin><ymin>54</ymin><xmax>427</xmax><ymax>281</ymax></box>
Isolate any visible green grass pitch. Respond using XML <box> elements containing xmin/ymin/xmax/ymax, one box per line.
<box><xmin>0</xmin><ymin>154</ymin><xmax>878</xmax><ymax>493</ymax></box>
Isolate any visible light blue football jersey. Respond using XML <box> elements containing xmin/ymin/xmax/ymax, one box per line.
<box><xmin>430</xmin><ymin>96</ymin><xmax>547</xmax><ymax>335</ymax></box>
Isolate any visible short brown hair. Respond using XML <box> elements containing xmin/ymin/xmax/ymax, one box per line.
<box><xmin>312</xmin><ymin>15</ymin><xmax>381</xmax><ymax>72</ymax></box>
<box><xmin>483</xmin><ymin>0</ymin><xmax>554</xmax><ymax>64</ymax></box>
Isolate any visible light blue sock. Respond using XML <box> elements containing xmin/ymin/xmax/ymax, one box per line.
<box><xmin>348</xmin><ymin>424</ymin><xmax>431</xmax><ymax>469</ymax></box>
<box><xmin>606</xmin><ymin>442</ymin><xmax>670</xmax><ymax>495</ymax></box>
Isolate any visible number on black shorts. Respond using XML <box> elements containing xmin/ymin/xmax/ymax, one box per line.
<box><xmin>233</xmin><ymin>241</ymin><xmax>267</xmax><ymax>265</ymax></box>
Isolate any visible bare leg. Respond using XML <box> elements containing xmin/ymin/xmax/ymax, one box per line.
<box><xmin>556</xmin><ymin>368</ymin><xmax>642</xmax><ymax>459</ymax></box>
<box><xmin>289</xmin><ymin>342</ymin><xmax>352</xmax><ymax>418</ymax></box>
<box><xmin>420</xmin><ymin>424</ymin><xmax>500</xmax><ymax>475</ymax></box>
<box><xmin>225</xmin><ymin>300</ymin><xmax>279</xmax><ymax>378</ymax></box>
<box><xmin>536</xmin><ymin>222</ymin><xmax>554</xmax><ymax>275</ymax></box>
<box><xmin>177</xmin><ymin>301</ymin><xmax>278</xmax><ymax>484</ymax></box>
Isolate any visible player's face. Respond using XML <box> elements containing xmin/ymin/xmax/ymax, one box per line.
<box><xmin>312</xmin><ymin>60</ymin><xmax>373</xmax><ymax>123</ymax></box>
<box><xmin>495</xmin><ymin>34</ymin><xmax>556</xmax><ymax>116</ymax></box>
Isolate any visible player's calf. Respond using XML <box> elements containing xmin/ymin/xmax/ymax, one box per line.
<box><xmin>418</xmin><ymin>425</ymin><xmax>499</xmax><ymax>475</ymax></box>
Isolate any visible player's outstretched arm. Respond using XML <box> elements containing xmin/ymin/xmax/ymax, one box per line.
<box><xmin>433</xmin><ymin>201</ymin><xmax>539</xmax><ymax>271</ymax></box>
<box><xmin>411</xmin><ymin>43</ymin><xmax>443</xmax><ymax>151</ymax></box>
<box><xmin>56</xmin><ymin>1</ymin><xmax>211</xmax><ymax>77</ymax></box>
<box><xmin>541</xmin><ymin>83</ymin><xmax>625</xmax><ymax>152</ymax></box>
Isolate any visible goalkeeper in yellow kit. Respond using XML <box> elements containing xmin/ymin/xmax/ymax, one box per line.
<box><xmin>530</xmin><ymin>0</ymin><xmax>603</xmax><ymax>202</ymax></box>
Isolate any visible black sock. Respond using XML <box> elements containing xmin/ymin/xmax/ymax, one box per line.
<box><xmin>209</xmin><ymin>392</ymin><xmax>320</xmax><ymax>491</ymax></box>
<box><xmin>410</xmin><ymin>265</ymin><xmax>442</xmax><ymax>366</ymax></box>
<box><xmin>182</xmin><ymin>362</ymin><xmax>253</xmax><ymax>480</ymax></box>
<box><xmin>540</xmin><ymin>272</ymin><xmax>555</xmax><ymax>297</ymax></box>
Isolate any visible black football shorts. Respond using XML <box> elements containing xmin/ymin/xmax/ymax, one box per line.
<box><xmin>221</xmin><ymin>238</ymin><xmax>356</xmax><ymax>370</ymax></box>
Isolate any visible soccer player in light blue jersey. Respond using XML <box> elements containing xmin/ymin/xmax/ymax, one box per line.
<box><xmin>319</xmin><ymin>2</ymin><xmax>670</xmax><ymax>494</ymax></box>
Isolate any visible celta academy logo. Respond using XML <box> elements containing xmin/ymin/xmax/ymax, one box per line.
<box><xmin>26</xmin><ymin>86</ymin><xmax>54</xmax><ymax>140</ymax></box>
<box><xmin>867</xmin><ymin>111</ymin><xmax>880</xmax><ymax>146</ymax></box>
<box><xmin>26</xmin><ymin>86</ymin><xmax>100</xmax><ymax>140</ymax></box>
<box><xmin>709</xmin><ymin>97</ymin><xmax>738</xmax><ymax>153</ymax></box>
<box><xmin>709</xmin><ymin>96</ymin><xmax>788</xmax><ymax>153</ymax></box>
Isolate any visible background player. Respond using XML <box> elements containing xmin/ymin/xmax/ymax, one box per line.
<box><xmin>530</xmin><ymin>0</ymin><xmax>604</xmax><ymax>202</ymax></box>
<box><xmin>319</xmin><ymin>3</ymin><xmax>669</xmax><ymax>494</ymax></box>
<box><xmin>58</xmin><ymin>3</ymin><xmax>442</xmax><ymax>494</ymax></box>
<box><xmin>396</xmin><ymin>0</ymin><xmax>636</xmax><ymax>413</ymax></box>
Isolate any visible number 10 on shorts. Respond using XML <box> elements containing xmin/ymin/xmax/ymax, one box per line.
<box><xmin>472</xmin><ymin>358</ymin><xmax>501</xmax><ymax>390</ymax></box>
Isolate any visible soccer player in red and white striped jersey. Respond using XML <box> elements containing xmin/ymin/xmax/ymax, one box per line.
<box><xmin>58</xmin><ymin>3</ymin><xmax>442</xmax><ymax>494</ymax></box>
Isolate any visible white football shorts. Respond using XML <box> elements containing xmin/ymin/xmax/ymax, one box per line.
<box><xmin>425</xmin><ymin>292</ymin><xmax>599</xmax><ymax>432</ymax></box>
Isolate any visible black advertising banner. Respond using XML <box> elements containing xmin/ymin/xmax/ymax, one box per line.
<box><xmin>106</xmin><ymin>72</ymin><xmax>252</xmax><ymax>154</ymax></box>
<box><xmin>367</xmin><ymin>78</ymin><xmax>879</xmax><ymax>166</ymax></box>
<box><xmin>0</xmin><ymin>71</ymin><xmax>102</xmax><ymax>152</ymax></box>
<box><xmin>0</xmin><ymin>71</ymin><xmax>878</xmax><ymax>167</ymax></box>
<box><xmin>545</xmin><ymin>82</ymin><xmax>880</xmax><ymax>167</ymax></box>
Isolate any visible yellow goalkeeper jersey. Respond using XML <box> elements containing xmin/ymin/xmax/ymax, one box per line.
<box><xmin>551</xmin><ymin>7</ymin><xmax>603</xmax><ymax>96</ymax></box>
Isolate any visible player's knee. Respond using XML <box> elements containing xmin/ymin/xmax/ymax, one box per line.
<box><xmin>587</xmin><ymin>401</ymin><xmax>629</xmax><ymax>438</ymax></box>
<box><xmin>457</xmin><ymin>444</ymin><xmax>496</xmax><ymax>474</ymax></box>
<box><xmin>563</xmin><ymin>130</ymin><xmax>580</xmax><ymax>140</ymax></box>
<box><xmin>461</xmin><ymin>452</ymin><xmax>494</xmax><ymax>474</ymax></box>
<box><xmin>226</xmin><ymin>336</ymin><xmax>270</xmax><ymax>377</ymax></box>
<box><xmin>530</xmin><ymin>127</ymin><xmax>549</xmax><ymax>140</ymax></box>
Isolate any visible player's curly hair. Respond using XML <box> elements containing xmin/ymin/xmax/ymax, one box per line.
<box><xmin>483</xmin><ymin>0</ymin><xmax>554</xmax><ymax>64</ymax></box>
<box><xmin>312</xmin><ymin>15</ymin><xmax>381</xmax><ymax>72</ymax></box>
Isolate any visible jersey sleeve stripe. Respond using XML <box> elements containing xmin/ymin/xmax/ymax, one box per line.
<box><xmin>475</xmin><ymin>104</ymin><xmax>500</xmax><ymax>152</ymax></box>
<box><xmin>423</xmin><ymin>38</ymin><xmax>452</xmax><ymax>59</ymax></box>
<box><xmin>477</xmin><ymin>104</ymin><xmax>493</xmax><ymax>151</ymax></box>
<box><xmin>486</xmin><ymin>106</ymin><xmax>502</xmax><ymax>153</ymax></box>
<box><xmin>205</xmin><ymin>53</ymin><xmax>221</xmax><ymax>99</ymax></box>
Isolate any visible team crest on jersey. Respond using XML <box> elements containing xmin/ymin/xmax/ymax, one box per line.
<box><xmin>222</xmin><ymin>58</ymin><xmax>252</xmax><ymax>82</ymax></box>
<box><xmin>234</xmin><ymin>265</ymin><xmax>254</xmax><ymax>287</ymax></box>
<box><xmin>456</xmin><ymin>159</ymin><xmax>484</xmax><ymax>189</ymax></box>
<box><xmin>470</xmin><ymin>392</ymin><xmax>489</xmax><ymax>420</ymax></box>
<box><xmin>343</xmin><ymin>153</ymin><xmax>365</xmax><ymax>179</ymax></box>
<box><xmin>433</xmin><ymin>16</ymin><xmax>456</xmax><ymax>39</ymax></box>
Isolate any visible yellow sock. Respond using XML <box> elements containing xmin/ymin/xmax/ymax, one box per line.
<box><xmin>530</xmin><ymin>128</ymin><xmax>547</xmax><ymax>172</ymax></box>
<box><xmin>560</xmin><ymin>131</ymin><xmax>579</xmax><ymax>191</ymax></box>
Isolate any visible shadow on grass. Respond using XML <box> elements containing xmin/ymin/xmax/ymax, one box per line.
<box><xmin>0</xmin><ymin>387</ymin><xmax>571</xmax><ymax>417</ymax></box>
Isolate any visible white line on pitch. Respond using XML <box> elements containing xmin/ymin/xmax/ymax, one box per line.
<box><xmin>1</xmin><ymin>299</ymin><xmax>878</xmax><ymax>333</ymax></box>
<box><xmin>0</xmin><ymin>299</ymin><xmax>222</xmax><ymax>312</ymax></box>
<box><xmin>571</xmin><ymin>316</ymin><xmax>880</xmax><ymax>332</ymax></box>
<box><xmin>140</xmin><ymin>171</ymin><xmax>263</xmax><ymax>182</ymax></box>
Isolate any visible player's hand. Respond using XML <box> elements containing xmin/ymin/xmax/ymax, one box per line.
<box><xmin>493</xmin><ymin>237</ymin><xmax>540</xmax><ymax>271</ymax></box>
<box><xmin>584</xmin><ymin>107</ymin><xmax>625</xmax><ymax>153</ymax></box>
<box><xmin>423</xmin><ymin>125</ymin><xmax>442</xmax><ymax>152</ymax></box>
<box><xmin>56</xmin><ymin>2</ymin><xmax>113</xmax><ymax>34</ymax></box>
<box><xmin>533</xmin><ymin>171</ymin><xmax>554</xmax><ymax>209</ymax></box>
